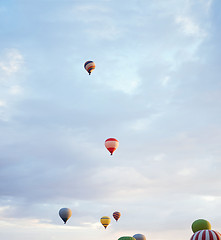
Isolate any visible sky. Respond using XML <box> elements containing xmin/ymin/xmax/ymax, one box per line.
<box><xmin>0</xmin><ymin>0</ymin><xmax>221</xmax><ymax>240</ymax></box>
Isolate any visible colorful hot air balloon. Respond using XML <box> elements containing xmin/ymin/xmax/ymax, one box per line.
<box><xmin>192</xmin><ymin>219</ymin><xmax>211</xmax><ymax>233</ymax></box>
<box><xmin>100</xmin><ymin>216</ymin><xmax>111</xmax><ymax>229</ymax></box>
<box><xmin>190</xmin><ymin>230</ymin><xmax>221</xmax><ymax>240</ymax></box>
<box><xmin>133</xmin><ymin>234</ymin><xmax>146</xmax><ymax>240</ymax></box>
<box><xmin>84</xmin><ymin>61</ymin><xmax>95</xmax><ymax>75</ymax></box>
<box><xmin>113</xmin><ymin>211</ymin><xmax>121</xmax><ymax>221</ymax></box>
<box><xmin>105</xmin><ymin>138</ymin><xmax>119</xmax><ymax>155</ymax></box>
<box><xmin>118</xmin><ymin>237</ymin><xmax>136</xmax><ymax>240</ymax></box>
<box><xmin>59</xmin><ymin>208</ymin><xmax>72</xmax><ymax>224</ymax></box>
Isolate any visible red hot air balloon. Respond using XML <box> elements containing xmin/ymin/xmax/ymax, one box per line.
<box><xmin>105</xmin><ymin>138</ymin><xmax>119</xmax><ymax>155</ymax></box>
<box><xmin>113</xmin><ymin>211</ymin><xmax>121</xmax><ymax>221</ymax></box>
<box><xmin>84</xmin><ymin>61</ymin><xmax>95</xmax><ymax>75</ymax></box>
<box><xmin>190</xmin><ymin>230</ymin><xmax>221</xmax><ymax>240</ymax></box>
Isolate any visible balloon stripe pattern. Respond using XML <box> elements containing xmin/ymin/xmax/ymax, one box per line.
<box><xmin>100</xmin><ymin>216</ymin><xmax>111</xmax><ymax>229</ymax></box>
<box><xmin>84</xmin><ymin>61</ymin><xmax>95</xmax><ymax>75</ymax></box>
<box><xmin>190</xmin><ymin>230</ymin><xmax>221</xmax><ymax>240</ymax></box>
<box><xmin>105</xmin><ymin>138</ymin><xmax>119</xmax><ymax>155</ymax></box>
<box><xmin>113</xmin><ymin>211</ymin><xmax>121</xmax><ymax>221</ymax></box>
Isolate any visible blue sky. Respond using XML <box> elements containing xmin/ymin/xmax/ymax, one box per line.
<box><xmin>0</xmin><ymin>0</ymin><xmax>221</xmax><ymax>240</ymax></box>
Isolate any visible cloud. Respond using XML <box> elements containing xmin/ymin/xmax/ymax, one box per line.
<box><xmin>0</xmin><ymin>100</ymin><xmax>7</xmax><ymax>107</ymax></box>
<box><xmin>0</xmin><ymin>1</ymin><xmax>220</xmax><ymax>240</ymax></box>
<box><xmin>175</xmin><ymin>15</ymin><xmax>207</xmax><ymax>37</ymax></box>
<box><xmin>0</xmin><ymin>49</ymin><xmax>24</xmax><ymax>76</ymax></box>
<box><xmin>70</xmin><ymin>3</ymin><xmax>124</xmax><ymax>40</ymax></box>
<box><xmin>0</xmin><ymin>49</ymin><xmax>26</xmax><ymax>121</ymax></box>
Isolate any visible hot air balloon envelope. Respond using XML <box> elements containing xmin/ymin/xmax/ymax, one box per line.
<box><xmin>118</xmin><ymin>237</ymin><xmax>136</xmax><ymax>240</ymax></box>
<box><xmin>100</xmin><ymin>216</ymin><xmax>111</xmax><ymax>229</ymax></box>
<box><xmin>192</xmin><ymin>219</ymin><xmax>211</xmax><ymax>233</ymax></box>
<box><xmin>84</xmin><ymin>61</ymin><xmax>95</xmax><ymax>75</ymax></box>
<box><xmin>59</xmin><ymin>208</ymin><xmax>72</xmax><ymax>224</ymax></box>
<box><xmin>113</xmin><ymin>211</ymin><xmax>121</xmax><ymax>221</ymax></box>
<box><xmin>105</xmin><ymin>138</ymin><xmax>119</xmax><ymax>155</ymax></box>
<box><xmin>133</xmin><ymin>234</ymin><xmax>146</xmax><ymax>240</ymax></box>
<box><xmin>190</xmin><ymin>230</ymin><xmax>221</xmax><ymax>240</ymax></box>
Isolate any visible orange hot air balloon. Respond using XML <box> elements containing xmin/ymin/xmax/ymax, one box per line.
<box><xmin>84</xmin><ymin>61</ymin><xmax>95</xmax><ymax>75</ymax></box>
<box><xmin>105</xmin><ymin>138</ymin><xmax>119</xmax><ymax>155</ymax></box>
<box><xmin>113</xmin><ymin>211</ymin><xmax>121</xmax><ymax>221</ymax></box>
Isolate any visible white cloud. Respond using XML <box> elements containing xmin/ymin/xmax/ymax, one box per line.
<box><xmin>0</xmin><ymin>100</ymin><xmax>7</xmax><ymax>107</ymax></box>
<box><xmin>0</xmin><ymin>49</ymin><xmax>24</xmax><ymax>76</ymax></box>
<box><xmin>177</xmin><ymin>168</ymin><xmax>195</xmax><ymax>176</ymax></box>
<box><xmin>175</xmin><ymin>15</ymin><xmax>207</xmax><ymax>38</ymax></box>
<box><xmin>202</xmin><ymin>196</ymin><xmax>217</xmax><ymax>202</ymax></box>
<box><xmin>128</xmin><ymin>112</ymin><xmax>164</xmax><ymax>131</ymax></box>
<box><xmin>153</xmin><ymin>153</ymin><xmax>167</xmax><ymax>162</ymax></box>
<box><xmin>0</xmin><ymin>1</ymin><xmax>219</xmax><ymax>240</ymax></box>
<box><xmin>0</xmin><ymin>49</ymin><xmax>26</xmax><ymax>121</ymax></box>
<box><xmin>161</xmin><ymin>76</ymin><xmax>171</xmax><ymax>87</ymax></box>
<box><xmin>8</xmin><ymin>85</ymin><xmax>23</xmax><ymax>95</ymax></box>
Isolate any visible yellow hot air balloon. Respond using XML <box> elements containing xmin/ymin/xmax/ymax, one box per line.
<box><xmin>100</xmin><ymin>216</ymin><xmax>111</xmax><ymax>229</ymax></box>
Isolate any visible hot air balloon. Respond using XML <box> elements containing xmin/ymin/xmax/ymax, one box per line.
<box><xmin>59</xmin><ymin>208</ymin><xmax>72</xmax><ymax>224</ymax></box>
<box><xmin>118</xmin><ymin>237</ymin><xmax>136</xmax><ymax>240</ymax></box>
<box><xmin>100</xmin><ymin>216</ymin><xmax>111</xmax><ymax>229</ymax></box>
<box><xmin>190</xmin><ymin>230</ymin><xmax>221</xmax><ymax>240</ymax></box>
<box><xmin>84</xmin><ymin>61</ymin><xmax>95</xmax><ymax>75</ymax></box>
<box><xmin>105</xmin><ymin>138</ymin><xmax>119</xmax><ymax>155</ymax></box>
<box><xmin>133</xmin><ymin>234</ymin><xmax>146</xmax><ymax>240</ymax></box>
<box><xmin>113</xmin><ymin>211</ymin><xmax>121</xmax><ymax>221</ymax></box>
<box><xmin>192</xmin><ymin>219</ymin><xmax>211</xmax><ymax>233</ymax></box>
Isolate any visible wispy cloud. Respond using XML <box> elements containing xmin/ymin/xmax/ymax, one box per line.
<box><xmin>0</xmin><ymin>49</ymin><xmax>26</xmax><ymax>121</ymax></box>
<box><xmin>175</xmin><ymin>15</ymin><xmax>207</xmax><ymax>38</ymax></box>
<box><xmin>0</xmin><ymin>49</ymin><xmax>24</xmax><ymax>76</ymax></box>
<box><xmin>0</xmin><ymin>1</ymin><xmax>219</xmax><ymax>240</ymax></box>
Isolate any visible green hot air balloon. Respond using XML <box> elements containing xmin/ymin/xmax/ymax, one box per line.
<box><xmin>191</xmin><ymin>219</ymin><xmax>211</xmax><ymax>233</ymax></box>
<box><xmin>118</xmin><ymin>237</ymin><xmax>136</xmax><ymax>240</ymax></box>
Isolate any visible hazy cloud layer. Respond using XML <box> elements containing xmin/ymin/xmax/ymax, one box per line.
<box><xmin>0</xmin><ymin>1</ymin><xmax>221</xmax><ymax>240</ymax></box>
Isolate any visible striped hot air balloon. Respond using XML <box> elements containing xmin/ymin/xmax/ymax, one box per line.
<box><xmin>113</xmin><ymin>211</ymin><xmax>121</xmax><ymax>221</ymax></box>
<box><xmin>100</xmin><ymin>216</ymin><xmax>111</xmax><ymax>229</ymax></box>
<box><xmin>105</xmin><ymin>138</ymin><xmax>119</xmax><ymax>155</ymax></box>
<box><xmin>84</xmin><ymin>61</ymin><xmax>95</xmax><ymax>75</ymax></box>
<box><xmin>190</xmin><ymin>230</ymin><xmax>221</xmax><ymax>240</ymax></box>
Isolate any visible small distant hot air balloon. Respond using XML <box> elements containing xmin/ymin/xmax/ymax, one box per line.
<box><xmin>133</xmin><ymin>234</ymin><xmax>146</xmax><ymax>240</ymax></box>
<box><xmin>113</xmin><ymin>211</ymin><xmax>121</xmax><ymax>221</ymax></box>
<box><xmin>59</xmin><ymin>208</ymin><xmax>72</xmax><ymax>224</ymax></box>
<box><xmin>118</xmin><ymin>237</ymin><xmax>136</xmax><ymax>240</ymax></box>
<box><xmin>190</xmin><ymin>230</ymin><xmax>221</xmax><ymax>240</ymax></box>
<box><xmin>100</xmin><ymin>216</ymin><xmax>111</xmax><ymax>229</ymax></box>
<box><xmin>105</xmin><ymin>138</ymin><xmax>119</xmax><ymax>155</ymax></box>
<box><xmin>192</xmin><ymin>219</ymin><xmax>211</xmax><ymax>233</ymax></box>
<box><xmin>84</xmin><ymin>61</ymin><xmax>95</xmax><ymax>75</ymax></box>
